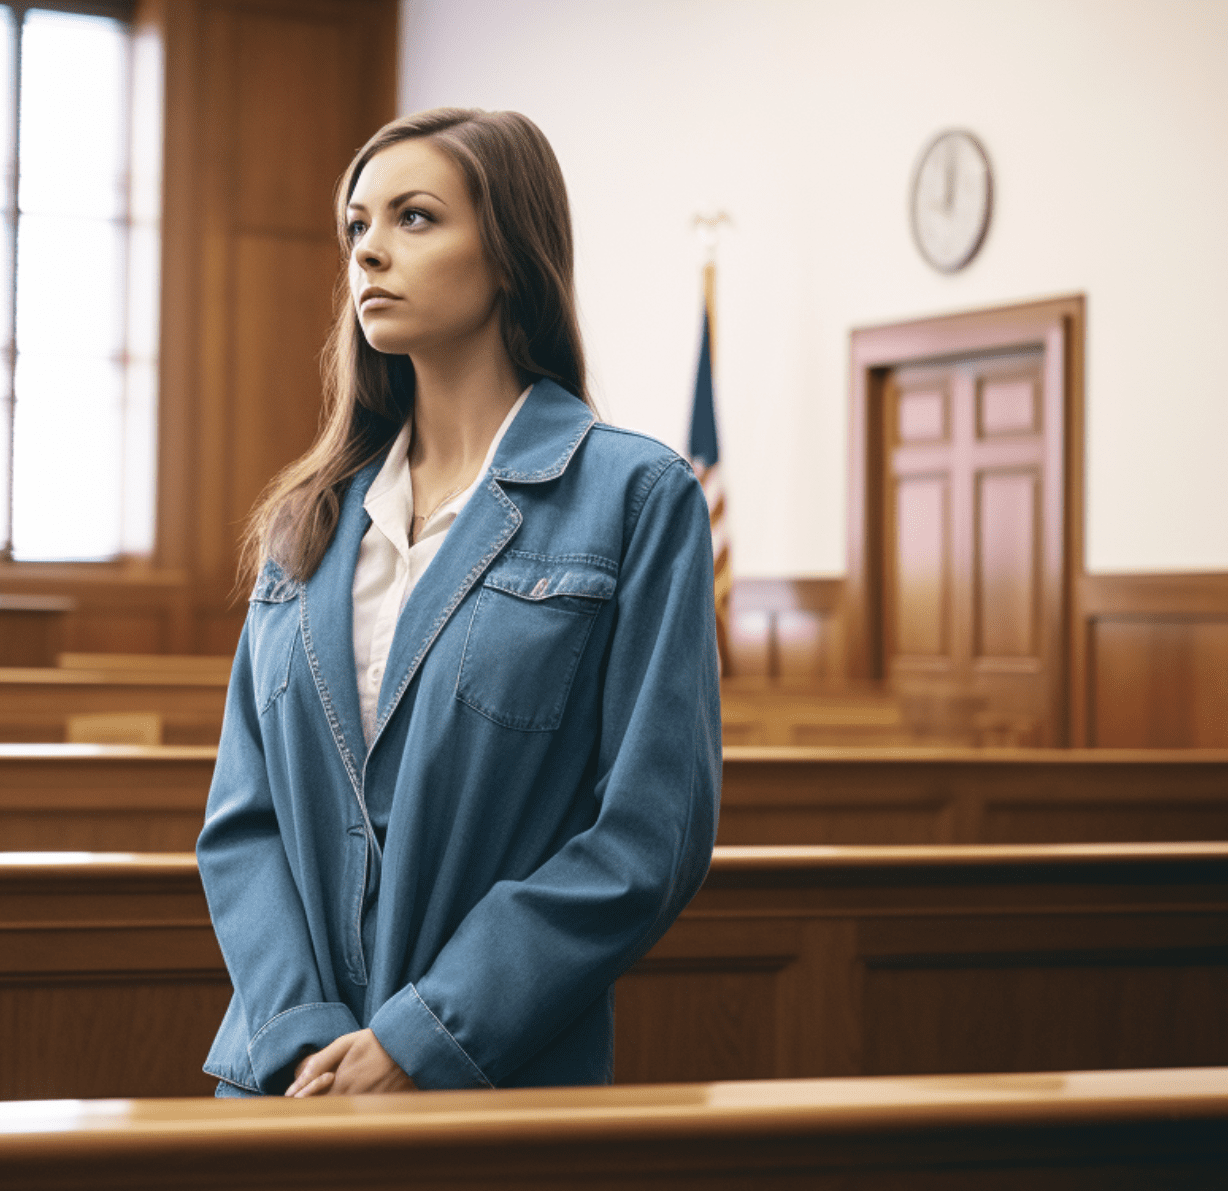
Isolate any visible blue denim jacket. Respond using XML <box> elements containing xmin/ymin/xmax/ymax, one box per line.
<box><xmin>197</xmin><ymin>380</ymin><xmax>722</xmax><ymax>1095</ymax></box>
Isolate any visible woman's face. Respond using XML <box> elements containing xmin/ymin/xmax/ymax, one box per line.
<box><xmin>346</xmin><ymin>138</ymin><xmax>501</xmax><ymax>357</ymax></box>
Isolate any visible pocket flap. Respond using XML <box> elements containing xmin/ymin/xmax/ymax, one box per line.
<box><xmin>483</xmin><ymin>552</ymin><xmax>617</xmax><ymax>603</ymax></box>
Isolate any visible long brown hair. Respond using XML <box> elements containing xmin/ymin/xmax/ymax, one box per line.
<box><xmin>239</xmin><ymin>108</ymin><xmax>591</xmax><ymax>589</ymax></box>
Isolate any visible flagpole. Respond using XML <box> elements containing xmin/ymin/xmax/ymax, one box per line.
<box><xmin>691</xmin><ymin>212</ymin><xmax>732</xmax><ymax>676</ymax></box>
<box><xmin>702</xmin><ymin>259</ymin><xmax>717</xmax><ymax>369</ymax></box>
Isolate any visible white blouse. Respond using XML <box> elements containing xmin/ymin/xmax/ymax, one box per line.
<box><xmin>352</xmin><ymin>387</ymin><xmax>531</xmax><ymax>746</ymax></box>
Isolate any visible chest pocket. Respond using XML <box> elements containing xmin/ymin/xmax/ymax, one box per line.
<box><xmin>248</xmin><ymin>561</ymin><xmax>303</xmax><ymax>714</ymax></box>
<box><xmin>457</xmin><ymin>552</ymin><xmax>617</xmax><ymax>732</ymax></box>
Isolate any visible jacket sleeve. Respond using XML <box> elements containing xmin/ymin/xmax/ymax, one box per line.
<box><xmin>197</xmin><ymin>615</ymin><xmax>360</xmax><ymax>1093</ymax></box>
<box><xmin>368</xmin><ymin>456</ymin><xmax>722</xmax><ymax>1088</ymax></box>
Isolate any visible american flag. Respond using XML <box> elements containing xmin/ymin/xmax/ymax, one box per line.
<box><xmin>688</xmin><ymin>266</ymin><xmax>731</xmax><ymax>673</ymax></box>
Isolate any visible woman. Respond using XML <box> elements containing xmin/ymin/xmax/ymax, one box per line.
<box><xmin>197</xmin><ymin>108</ymin><xmax>721</xmax><ymax>1098</ymax></box>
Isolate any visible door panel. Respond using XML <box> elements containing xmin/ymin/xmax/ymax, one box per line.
<box><xmin>883</xmin><ymin>349</ymin><xmax>1053</xmax><ymax>742</ymax></box>
<box><xmin>975</xmin><ymin>469</ymin><xmax>1039</xmax><ymax>659</ymax></box>
<box><xmin>893</xmin><ymin>475</ymin><xmax>950</xmax><ymax>659</ymax></box>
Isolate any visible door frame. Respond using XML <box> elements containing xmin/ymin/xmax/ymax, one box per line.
<box><xmin>845</xmin><ymin>295</ymin><xmax>1085</xmax><ymax>744</ymax></box>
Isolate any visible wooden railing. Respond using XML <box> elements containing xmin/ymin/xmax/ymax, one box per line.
<box><xmin>0</xmin><ymin>669</ymin><xmax>227</xmax><ymax>746</ymax></box>
<box><xmin>1</xmin><ymin>1068</ymin><xmax>1225</xmax><ymax>1189</ymax></box>
<box><xmin>6</xmin><ymin>744</ymin><xmax>1228</xmax><ymax>853</ymax></box>
<box><xmin>719</xmin><ymin>746</ymin><xmax>1228</xmax><ymax>844</ymax></box>
<box><xmin>3</xmin><ymin>845</ymin><xmax>1225</xmax><ymax>1100</ymax></box>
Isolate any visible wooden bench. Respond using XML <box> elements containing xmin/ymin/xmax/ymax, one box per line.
<box><xmin>0</xmin><ymin>745</ymin><xmax>217</xmax><ymax>851</ymax></box>
<box><xmin>2</xmin><ymin>845</ymin><xmax>1225</xmax><ymax>1100</ymax></box>
<box><xmin>719</xmin><ymin>746</ymin><xmax>1228</xmax><ymax>844</ymax></box>
<box><xmin>6</xmin><ymin>744</ymin><xmax>1228</xmax><ymax>854</ymax></box>
<box><xmin>721</xmin><ymin>685</ymin><xmax>915</xmax><ymax>747</ymax></box>
<box><xmin>57</xmin><ymin>652</ymin><xmax>232</xmax><ymax>681</ymax></box>
<box><xmin>0</xmin><ymin>668</ymin><xmax>227</xmax><ymax>746</ymax></box>
<box><xmin>2</xmin><ymin>1067</ymin><xmax>1225</xmax><ymax>1190</ymax></box>
<box><xmin>0</xmin><ymin>595</ymin><xmax>75</xmax><ymax>668</ymax></box>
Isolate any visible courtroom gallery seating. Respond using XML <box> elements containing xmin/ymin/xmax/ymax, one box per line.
<box><xmin>4</xmin><ymin>655</ymin><xmax>1226</xmax><ymax>1190</ymax></box>
<box><xmin>5</xmin><ymin>742</ymin><xmax>1228</xmax><ymax>853</ymax></box>
<box><xmin>2</xmin><ymin>845</ymin><xmax>1225</xmax><ymax>1101</ymax></box>
<box><xmin>0</xmin><ymin>665</ymin><xmax>227</xmax><ymax>746</ymax></box>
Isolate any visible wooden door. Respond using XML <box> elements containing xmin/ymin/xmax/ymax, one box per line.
<box><xmin>885</xmin><ymin>350</ymin><xmax>1051</xmax><ymax>740</ymax></box>
<box><xmin>847</xmin><ymin>297</ymin><xmax>1084</xmax><ymax>746</ymax></box>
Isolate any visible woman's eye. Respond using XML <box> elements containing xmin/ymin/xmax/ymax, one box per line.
<box><xmin>400</xmin><ymin>208</ymin><xmax>429</xmax><ymax>229</ymax></box>
<box><xmin>345</xmin><ymin>219</ymin><xmax>367</xmax><ymax>242</ymax></box>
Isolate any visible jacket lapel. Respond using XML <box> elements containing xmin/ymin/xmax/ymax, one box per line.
<box><xmin>301</xmin><ymin>459</ymin><xmax>381</xmax><ymax>795</ymax></box>
<box><xmin>370</xmin><ymin>380</ymin><xmax>595</xmax><ymax>749</ymax></box>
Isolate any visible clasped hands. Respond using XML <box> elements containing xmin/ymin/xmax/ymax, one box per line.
<box><xmin>285</xmin><ymin>1027</ymin><xmax>417</xmax><ymax>1097</ymax></box>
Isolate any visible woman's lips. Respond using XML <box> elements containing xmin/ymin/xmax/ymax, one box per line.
<box><xmin>359</xmin><ymin>287</ymin><xmax>400</xmax><ymax>310</ymax></box>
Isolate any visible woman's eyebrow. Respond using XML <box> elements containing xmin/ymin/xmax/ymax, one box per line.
<box><xmin>346</xmin><ymin>189</ymin><xmax>447</xmax><ymax>214</ymax></box>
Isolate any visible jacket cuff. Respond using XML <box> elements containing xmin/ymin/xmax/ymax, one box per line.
<box><xmin>247</xmin><ymin>1002</ymin><xmax>361</xmax><ymax>1093</ymax></box>
<box><xmin>369</xmin><ymin>984</ymin><xmax>493</xmax><ymax>1090</ymax></box>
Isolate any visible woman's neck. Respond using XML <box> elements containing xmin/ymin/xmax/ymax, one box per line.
<box><xmin>407</xmin><ymin>344</ymin><xmax>524</xmax><ymax>477</ymax></box>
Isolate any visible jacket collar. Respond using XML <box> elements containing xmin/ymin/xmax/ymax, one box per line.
<box><xmin>300</xmin><ymin>379</ymin><xmax>595</xmax><ymax>786</ymax></box>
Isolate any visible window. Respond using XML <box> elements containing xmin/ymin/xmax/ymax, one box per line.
<box><xmin>0</xmin><ymin>1</ymin><xmax>160</xmax><ymax>562</ymax></box>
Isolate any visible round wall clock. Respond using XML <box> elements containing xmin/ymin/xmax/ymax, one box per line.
<box><xmin>910</xmin><ymin>129</ymin><xmax>993</xmax><ymax>273</ymax></box>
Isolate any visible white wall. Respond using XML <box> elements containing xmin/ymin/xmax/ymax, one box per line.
<box><xmin>398</xmin><ymin>0</ymin><xmax>1228</xmax><ymax>577</ymax></box>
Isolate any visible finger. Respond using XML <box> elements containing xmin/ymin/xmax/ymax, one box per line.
<box><xmin>285</xmin><ymin>1060</ymin><xmax>323</xmax><ymax>1097</ymax></box>
<box><xmin>285</xmin><ymin>1034</ymin><xmax>354</xmax><ymax>1095</ymax></box>
<box><xmin>292</xmin><ymin>1070</ymin><xmax>335</xmax><ymax>1098</ymax></box>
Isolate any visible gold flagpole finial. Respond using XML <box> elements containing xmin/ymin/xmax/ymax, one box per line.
<box><xmin>692</xmin><ymin>211</ymin><xmax>732</xmax><ymax>264</ymax></box>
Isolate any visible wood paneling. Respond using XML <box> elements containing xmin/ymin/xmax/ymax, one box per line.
<box><xmin>617</xmin><ymin>844</ymin><xmax>1228</xmax><ymax>1085</ymax></box>
<box><xmin>726</xmin><ymin>578</ymin><xmax>844</xmax><ymax>683</ymax></box>
<box><xmin>3</xmin><ymin>1069</ymin><xmax>1225</xmax><ymax>1191</ymax></box>
<box><xmin>0</xmin><ymin>596</ymin><xmax>73</xmax><ymax>666</ymax></box>
<box><xmin>1076</xmin><ymin>572</ymin><xmax>1228</xmax><ymax>747</ymax></box>
<box><xmin>4</xmin><ymin>846</ymin><xmax>1225</xmax><ymax>1101</ymax></box>
<box><xmin>229</xmin><ymin>237</ymin><xmax>338</xmax><ymax>530</ymax></box>
<box><xmin>718</xmin><ymin>748</ymin><xmax>1228</xmax><ymax>846</ymax></box>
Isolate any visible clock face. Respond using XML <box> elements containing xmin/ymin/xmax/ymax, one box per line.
<box><xmin>910</xmin><ymin>130</ymin><xmax>992</xmax><ymax>272</ymax></box>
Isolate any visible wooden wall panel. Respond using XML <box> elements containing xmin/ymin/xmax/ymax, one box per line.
<box><xmin>726</xmin><ymin>578</ymin><xmax>844</xmax><ymax>684</ymax></box>
<box><xmin>230</xmin><ymin>237</ymin><xmax>338</xmax><ymax>529</ymax></box>
<box><xmin>1091</xmin><ymin>619</ymin><xmax>1228</xmax><ymax>747</ymax></box>
<box><xmin>1077</xmin><ymin>573</ymin><xmax>1228</xmax><ymax>747</ymax></box>
<box><xmin>232</xmin><ymin>12</ymin><xmax>354</xmax><ymax>236</ymax></box>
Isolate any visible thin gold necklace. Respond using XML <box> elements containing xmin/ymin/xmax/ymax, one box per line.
<box><xmin>409</xmin><ymin>474</ymin><xmax>472</xmax><ymax>544</ymax></box>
